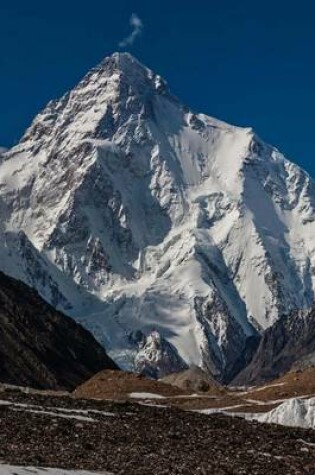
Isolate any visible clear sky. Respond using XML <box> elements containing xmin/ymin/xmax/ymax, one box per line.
<box><xmin>1</xmin><ymin>1</ymin><xmax>315</xmax><ymax>176</ymax></box>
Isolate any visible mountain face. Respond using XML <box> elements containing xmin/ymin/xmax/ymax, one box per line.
<box><xmin>233</xmin><ymin>308</ymin><xmax>315</xmax><ymax>385</ymax></box>
<box><xmin>1</xmin><ymin>52</ymin><xmax>315</xmax><ymax>382</ymax></box>
<box><xmin>133</xmin><ymin>330</ymin><xmax>188</xmax><ymax>379</ymax></box>
<box><xmin>0</xmin><ymin>270</ymin><xmax>117</xmax><ymax>390</ymax></box>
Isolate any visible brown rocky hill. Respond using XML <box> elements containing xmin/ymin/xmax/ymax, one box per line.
<box><xmin>243</xmin><ymin>366</ymin><xmax>315</xmax><ymax>402</ymax></box>
<box><xmin>73</xmin><ymin>369</ymin><xmax>187</xmax><ymax>399</ymax></box>
<box><xmin>161</xmin><ymin>365</ymin><xmax>224</xmax><ymax>395</ymax></box>
<box><xmin>73</xmin><ymin>365</ymin><xmax>315</xmax><ymax>416</ymax></box>
<box><xmin>0</xmin><ymin>271</ymin><xmax>117</xmax><ymax>390</ymax></box>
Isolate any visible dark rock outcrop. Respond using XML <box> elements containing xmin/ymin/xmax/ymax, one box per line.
<box><xmin>0</xmin><ymin>271</ymin><xmax>117</xmax><ymax>390</ymax></box>
<box><xmin>233</xmin><ymin>308</ymin><xmax>315</xmax><ymax>385</ymax></box>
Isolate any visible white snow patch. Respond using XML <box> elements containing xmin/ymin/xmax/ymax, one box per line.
<box><xmin>247</xmin><ymin>382</ymin><xmax>287</xmax><ymax>393</ymax></box>
<box><xmin>22</xmin><ymin>409</ymin><xmax>96</xmax><ymax>422</ymax></box>
<box><xmin>197</xmin><ymin>404</ymin><xmax>251</xmax><ymax>414</ymax></box>
<box><xmin>129</xmin><ymin>392</ymin><xmax>166</xmax><ymax>399</ymax></box>
<box><xmin>46</xmin><ymin>406</ymin><xmax>115</xmax><ymax>417</ymax></box>
<box><xmin>0</xmin><ymin>465</ymin><xmax>112</xmax><ymax>475</ymax></box>
<box><xmin>0</xmin><ymin>400</ymin><xmax>115</xmax><ymax>421</ymax></box>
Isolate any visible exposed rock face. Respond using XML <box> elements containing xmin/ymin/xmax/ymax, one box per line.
<box><xmin>1</xmin><ymin>52</ymin><xmax>315</xmax><ymax>381</ymax></box>
<box><xmin>133</xmin><ymin>330</ymin><xmax>188</xmax><ymax>379</ymax></box>
<box><xmin>293</xmin><ymin>352</ymin><xmax>315</xmax><ymax>370</ymax></box>
<box><xmin>233</xmin><ymin>308</ymin><xmax>315</xmax><ymax>385</ymax></box>
<box><xmin>0</xmin><ymin>271</ymin><xmax>117</xmax><ymax>390</ymax></box>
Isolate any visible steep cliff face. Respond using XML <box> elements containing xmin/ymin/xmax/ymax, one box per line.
<box><xmin>1</xmin><ymin>52</ymin><xmax>315</xmax><ymax>381</ymax></box>
<box><xmin>133</xmin><ymin>330</ymin><xmax>188</xmax><ymax>379</ymax></box>
<box><xmin>233</xmin><ymin>308</ymin><xmax>315</xmax><ymax>385</ymax></box>
<box><xmin>0</xmin><ymin>271</ymin><xmax>117</xmax><ymax>390</ymax></box>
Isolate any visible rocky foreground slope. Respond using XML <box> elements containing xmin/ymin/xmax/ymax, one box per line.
<box><xmin>0</xmin><ymin>386</ymin><xmax>314</xmax><ymax>475</ymax></box>
<box><xmin>1</xmin><ymin>52</ymin><xmax>315</xmax><ymax>381</ymax></box>
<box><xmin>0</xmin><ymin>271</ymin><xmax>117</xmax><ymax>390</ymax></box>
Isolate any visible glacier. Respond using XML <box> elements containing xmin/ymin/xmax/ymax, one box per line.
<box><xmin>245</xmin><ymin>397</ymin><xmax>315</xmax><ymax>430</ymax></box>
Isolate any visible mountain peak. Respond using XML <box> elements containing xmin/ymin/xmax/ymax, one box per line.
<box><xmin>1</xmin><ymin>52</ymin><xmax>315</xmax><ymax>383</ymax></box>
<box><xmin>98</xmin><ymin>51</ymin><xmax>144</xmax><ymax>73</ymax></box>
<box><xmin>110</xmin><ymin>51</ymin><xmax>142</xmax><ymax>66</ymax></box>
<box><xmin>87</xmin><ymin>52</ymin><xmax>169</xmax><ymax>98</ymax></box>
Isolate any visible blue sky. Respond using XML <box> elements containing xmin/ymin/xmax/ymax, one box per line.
<box><xmin>1</xmin><ymin>1</ymin><xmax>315</xmax><ymax>175</ymax></box>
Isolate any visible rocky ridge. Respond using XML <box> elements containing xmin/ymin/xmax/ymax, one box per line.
<box><xmin>0</xmin><ymin>271</ymin><xmax>117</xmax><ymax>390</ymax></box>
<box><xmin>234</xmin><ymin>307</ymin><xmax>315</xmax><ymax>385</ymax></box>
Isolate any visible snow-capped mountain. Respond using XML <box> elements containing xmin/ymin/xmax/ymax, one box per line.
<box><xmin>1</xmin><ymin>52</ymin><xmax>315</xmax><ymax>381</ymax></box>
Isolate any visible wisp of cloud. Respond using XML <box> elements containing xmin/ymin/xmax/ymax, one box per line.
<box><xmin>119</xmin><ymin>13</ymin><xmax>143</xmax><ymax>48</ymax></box>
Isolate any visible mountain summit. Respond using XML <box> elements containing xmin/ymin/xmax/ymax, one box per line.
<box><xmin>1</xmin><ymin>53</ymin><xmax>315</xmax><ymax>381</ymax></box>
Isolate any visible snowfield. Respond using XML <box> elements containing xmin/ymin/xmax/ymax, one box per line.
<box><xmin>1</xmin><ymin>52</ymin><xmax>315</xmax><ymax>381</ymax></box>
<box><xmin>0</xmin><ymin>466</ymin><xmax>112</xmax><ymax>475</ymax></box>
<box><xmin>199</xmin><ymin>397</ymin><xmax>315</xmax><ymax>430</ymax></box>
<box><xmin>246</xmin><ymin>397</ymin><xmax>315</xmax><ymax>430</ymax></box>
<box><xmin>129</xmin><ymin>392</ymin><xmax>166</xmax><ymax>399</ymax></box>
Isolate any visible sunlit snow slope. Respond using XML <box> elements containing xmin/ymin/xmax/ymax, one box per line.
<box><xmin>1</xmin><ymin>53</ymin><xmax>315</xmax><ymax>381</ymax></box>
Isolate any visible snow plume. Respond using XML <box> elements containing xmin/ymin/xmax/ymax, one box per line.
<box><xmin>119</xmin><ymin>14</ymin><xmax>143</xmax><ymax>48</ymax></box>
